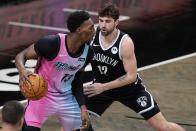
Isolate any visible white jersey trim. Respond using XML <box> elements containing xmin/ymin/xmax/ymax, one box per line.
<box><xmin>99</xmin><ymin>29</ymin><xmax>120</xmax><ymax>51</ymax></box>
<box><xmin>119</xmin><ymin>34</ymin><xmax>129</xmax><ymax>60</ymax></box>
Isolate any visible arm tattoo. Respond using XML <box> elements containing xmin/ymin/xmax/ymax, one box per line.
<box><xmin>118</xmin><ymin>74</ymin><xmax>127</xmax><ymax>81</ymax></box>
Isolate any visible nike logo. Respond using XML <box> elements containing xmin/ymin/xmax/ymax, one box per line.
<box><xmin>59</xmin><ymin>54</ymin><xmax>67</xmax><ymax>57</ymax></box>
<box><xmin>78</xmin><ymin>57</ymin><xmax>85</xmax><ymax>62</ymax></box>
<box><xmin>93</xmin><ymin>43</ymin><xmax>100</xmax><ymax>47</ymax></box>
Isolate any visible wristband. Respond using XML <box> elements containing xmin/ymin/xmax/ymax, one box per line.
<box><xmin>81</xmin><ymin>106</ymin><xmax>88</xmax><ymax>112</ymax></box>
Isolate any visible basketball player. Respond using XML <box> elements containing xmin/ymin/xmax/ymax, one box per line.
<box><xmin>1</xmin><ymin>100</ymin><xmax>24</xmax><ymax>131</ymax></box>
<box><xmin>84</xmin><ymin>4</ymin><xmax>185</xmax><ymax>131</ymax></box>
<box><xmin>15</xmin><ymin>11</ymin><xmax>95</xmax><ymax>131</ymax></box>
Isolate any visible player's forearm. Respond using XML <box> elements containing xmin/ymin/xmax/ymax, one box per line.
<box><xmin>15</xmin><ymin>52</ymin><xmax>27</xmax><ymax>74</ymax></box>
<box><xmin>102</xmin><ymin>73</ymin><xmax>137</xmax><ymax>91</ymax></box>
<box><xmin>71</xmin><ymin>71</ymin><xmax>86</xmax><ymax>107</ymax></box>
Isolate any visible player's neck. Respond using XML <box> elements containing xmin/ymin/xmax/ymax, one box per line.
<box><xmin>101</xmin><ymin>28</ymin><xmax>118</xmax><ymax>47</ymax></box>
<box><xmin>66</xmin><ymin>33</ymin><xmax>83</xmax><ymax>54</ymax></box>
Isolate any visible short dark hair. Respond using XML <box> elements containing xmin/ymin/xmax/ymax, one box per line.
<box><xmin>67</xmin><ymin>10</ymin><xmax>90</xmax><ymax>32</ymax></box>
<box><xmin>2</xmin><ymin>100</ymin><xmax>24</xmax><ymax>125</ymax></box>
<box><xmin>99</xmin><ymin>3</ymin><xmax>120</xmax><ymax>20</ymax></box>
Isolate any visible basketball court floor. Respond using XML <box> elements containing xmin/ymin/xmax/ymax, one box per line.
<box><xmin>0</xmin><ymin>0</ymin><xmax>195</xmax><ymax>130</ymax></box>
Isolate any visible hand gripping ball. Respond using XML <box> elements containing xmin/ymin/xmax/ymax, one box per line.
<box><xmin>20</xmin><ymin>74</ymin><xmax>48</xmax><ymax>100</ymax></box>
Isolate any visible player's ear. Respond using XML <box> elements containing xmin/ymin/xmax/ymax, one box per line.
<box><xmin>76</xmin><ymin>27</ymin><xmax>82</xmax><ymax>34</ymax></box>
<box><xmin>115</xmin><ymin>19</ymin><xmax>119</xmax><ymax>27</ymax></box>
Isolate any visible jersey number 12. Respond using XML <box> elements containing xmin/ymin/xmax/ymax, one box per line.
<box><xmin>97</xmin><ymin>65</ymin><xmax>108</xmax><ymax>75</ymax></box>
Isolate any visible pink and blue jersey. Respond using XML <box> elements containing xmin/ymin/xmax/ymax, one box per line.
<box><xmin>25</xmin><ymin>33</ymin><xmax>90</xmax><ymax>130</ymax></box>
<box><xmin>37</xmin><ymin>33</ymin><xmax>89</xmax><ymax>93</ymax></box>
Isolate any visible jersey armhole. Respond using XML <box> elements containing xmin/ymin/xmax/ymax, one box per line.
<box><xmin>119</xmin><ymin>34</ymin><xmax>128</xmax><ymax>60</ymax></box>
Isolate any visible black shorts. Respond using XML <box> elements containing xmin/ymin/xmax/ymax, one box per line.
<box><xmin>85</xmin><ymin>78</ymin><xmax>160</xmax><ymax>120</ymax></box>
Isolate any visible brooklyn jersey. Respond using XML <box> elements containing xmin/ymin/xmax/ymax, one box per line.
<box><xmin>91</xmin><ymin>29</ymin><xmax>128</xmax><ymax>83</ymax></box>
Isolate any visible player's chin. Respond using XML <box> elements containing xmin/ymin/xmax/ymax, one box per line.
<box><xmin>101</xmin><ymin>31</ymin><xmax>108</xmax><ymax>36</ymax></box>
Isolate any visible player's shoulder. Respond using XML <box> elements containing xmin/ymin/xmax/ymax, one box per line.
<box><xmin>121</xmin><ymin>33</ymin><xmax>134</xmax><ymax>48</ymax></box>
<box><xmin>35</xmin><ymin>34</ymin><xmax>61</xmax><ymax>60</ymax></box>
<box><xmin>41</xmin><ymin>34</ymin><xmax>59</xmax><ymax>42</ymax></box>
<box><xmin>36</xmin><ymin>34</ymin><xmax>60</xmax><ymax>47</ymax></box>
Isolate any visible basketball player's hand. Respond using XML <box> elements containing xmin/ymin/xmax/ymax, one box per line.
<box><xmin>84</xmin><ymin>83</ymin><xmax>106</xmax><ymax>97</ymax></box>
<box><xmin>19</xmin><ymin>69</ymin><xmax>35</xmax><ymax>91</ymax></box>
<box><xmin>80</xmin><ymin>108</ymin><xmax>90</xmax><ymax>131</ymax></box>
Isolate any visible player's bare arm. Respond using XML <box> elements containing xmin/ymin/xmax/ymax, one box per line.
<box><xmin>15</xmin><ymin>44</ymin><xmax>38</xmax><ymax>73</ymax></box>
<box><xmin>117</xmin><ymin>36</ymin><xmax>137</xmax><ymax>83</ymax></box>
<box><xmin>15</xmin><ymin>44</ymin><xmax>38</xmax><ymax>89</ymax></box>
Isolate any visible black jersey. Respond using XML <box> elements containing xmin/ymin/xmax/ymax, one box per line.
<box><xmin>91</xmin><ymin>29</ymin><xmax>128</xmax><ymax>83</ymax></box>
<box><xmin>88</xmin><ymin>30</ymin><xmax>160</xmax><ymax>120</ymax></box>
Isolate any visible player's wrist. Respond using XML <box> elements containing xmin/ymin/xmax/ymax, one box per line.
<box><xmin>19</xmin><ymin>68</ymin><xmax>27</xmax><ymax>74</ymax></box>
<box><xmin>102</xmin><ymin>84</ymin><xmax>108</xmax><ymax>91</ymax></box>
<box><xmin>80</xmin><ymin>105</ymin><xmax>88</xmax><ymax>112</ymax></box>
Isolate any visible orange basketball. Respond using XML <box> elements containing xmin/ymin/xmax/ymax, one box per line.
<box><xmin>20</xmin><ymin>74</ymin><xmax>48</xmax><ymax>100</ymax></box>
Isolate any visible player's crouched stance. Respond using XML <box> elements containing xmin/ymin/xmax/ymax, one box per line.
<box><xmin>84</xmin><ymin>3</ymin><xmax>186</xmax><ymax>131</ymax></box>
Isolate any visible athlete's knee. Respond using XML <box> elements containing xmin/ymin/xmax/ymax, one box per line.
<box><xmin>148</xmin><ymin>118</ymin><xmax>169</xmax><ymax>131</ymax></box>
<box><xmin>153</xmin><ymin>121</ymin><xmax>186</xmax><ymax>131</ymax></box>
<box><xmin>155</xmin><ymin>123</ymin><xmax>169</xmax><ymax>131</ymax></box>
<box><xmin>167</xmin><ymin>122</ymin><xmax>185</xmax><ymax>131</ymax></box>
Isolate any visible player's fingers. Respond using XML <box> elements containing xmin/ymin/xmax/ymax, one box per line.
<box><xmin>23</xmin><ymin>81</ymin><xmax>32</xmax><ymax>90</ymax></box>
<box><xmin>83</xmin><ymin>87</ymin><xmax>89</xmax><ymax>92</ymax></box>
<box><xmin>24</xmin><ymin>78</ymin><xmax>32</xmax><ymax>88</ymax></box>
<box><xmin>26</xmin><ymin>73</ymin><xmax>36</xmax><ymax>85</ymax></box>
<box><xmin>84</xmin><ymin>90</ymin><xmax>94</xmax><ymax>95</ymax></box>
<box><xmin>19</xmin><ymin>81</ymin><xmax>30</xmax><ymax>93</ymax></box>
<box><xmin>19</xmin><ymin>76</ymin><xmax>28</xmax><ymax>87</ymax></box>
<box><xmin>85</xmin><ymin>87</ymin><xmax>94</xmax><ymax>91</ymax></box>
<box><xmin>80</xmin><ymin>123</ymin><xmax>88</xmax><ymax>130</ymax></box>
<box><xmin>83</xmin><ymin>90</ymin><xmax>92</xmax><ymax>94</ymax></box>
<box><xmin>19</xmin><ymin>84</ymin><xmax>25</xmax><ymax>93</ymax></box>
<box><xmin>19</xmin><ymin>78</ymin><xmax>25</xmax><ymax>87</ymax></box>
<box><xmin>88</xmin><ymin>93</ymin><xmax>96</xmax><ymax>97</ymax></box>
<box><xmin>84</xmin><ymin>85</ymin><xmax>92</xmax><ymax>88</ymax></box>
<box><xmin>83</xmin><ymin>85</ymin><xmax>90</xmax><ymax>88</ymax></box>
<box><xmin>29</xmin><ymin>73</ymin><xmax>37</xmax><ymax>76</ymax></box>
<box><xmin>19</xmin><ymin>75</ymin><xmax>32</xmax><ymax>91</ymax></box>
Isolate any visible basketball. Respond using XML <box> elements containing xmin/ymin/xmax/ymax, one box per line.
<box><xmin>20</xmin><ymin>74</ymin><xmax>48</xmax><ymax>100</ymax></box>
